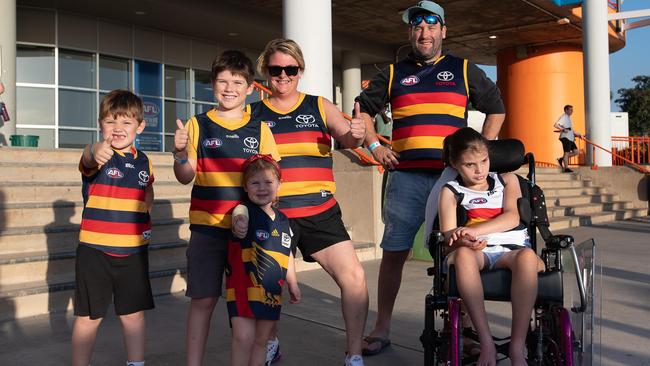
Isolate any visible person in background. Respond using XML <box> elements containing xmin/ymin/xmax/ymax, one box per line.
<box><xmin>554</xmin><ymin>104</ymin><xmax>581</xmax><ymax>173</ymax></box>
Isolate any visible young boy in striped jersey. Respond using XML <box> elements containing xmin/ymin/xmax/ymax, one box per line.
<box><xmin>172</xmin><ymin>50</ymin><xmax>280</xmax><ymax>366</ymax></box>
<box><xmin>72</xmin><ymin>90</ymin><xmax>154</xmax><ymax>366</ymax></box>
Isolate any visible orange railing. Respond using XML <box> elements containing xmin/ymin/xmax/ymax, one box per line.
<box><xmin>252</xmin><ymin>83</ymin><xmax>387</xmax><ymax>172</ymax></box>
<box><xmin>576</xmin><ymin>135</ymin><xmax>650</xmax><ymax>174</ymax></box>
<box><xmin>611</xmin><ymin>136</ymin><xmax>650</xmax><ymax>166</ymax></box>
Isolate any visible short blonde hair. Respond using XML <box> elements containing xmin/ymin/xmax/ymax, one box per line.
<box><xmin>99</xmin><ymin>89</ymin><xmax>144</xmax><ymax>122</ymax></box>
<box><xmin>257</xmin><ymin>38</ymin><xmax>306</xmax><ymax>75</ymax></box>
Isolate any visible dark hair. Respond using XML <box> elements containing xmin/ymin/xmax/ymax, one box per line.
<box><xmin>564</xmin><ymin>104</ymin><xmax>573</xmax><ymax>112</ymax></box>
<box><xmin>211</xmin><ymin>50</ymin><xmax>255</xmax><ymax>84</ymax></box>
<box><xmin>99</xmin><ymin>89</ymin><xmax>143</xmax><ymax>122</ymax></box>
<box><xmin>442</xmin><ymin>127</ymin><xmax>489</xmax><ymax>166</ymax></box>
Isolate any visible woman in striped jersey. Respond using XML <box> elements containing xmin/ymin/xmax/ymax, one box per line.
<box><xmin>250</xmin><ymin>39</ymin><xmax>368</xmax><ymax>366</ymax></box>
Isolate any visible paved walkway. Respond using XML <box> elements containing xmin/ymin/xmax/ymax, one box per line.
<box><xmin>1</xmin><ymin>219</ymin><xmax>649</xmax><ymax>365</ymax></box>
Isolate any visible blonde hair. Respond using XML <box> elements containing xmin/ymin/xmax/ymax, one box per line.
<box><xmin>99</xmin><ymin>89</ymin><xmax>144</xmax><ymax>122</ymax></box>
<box><xmin>256</xmin><ymin>38</ymin><xmax>305</xmax><ymax>75</ymax></box>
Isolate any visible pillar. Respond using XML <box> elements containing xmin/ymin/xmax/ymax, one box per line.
<box><xmin>497</xmin><ymin>46</ymin><xmax>586</xmax><ymax>165</ymax></box>
<box><xmin>583</xmin><ymin>0</ymin><xmax>612</xmax><ymax>167</ymax></box>
<box><xmin>0</xmin><ymin>0</ymin><xmax>17</xmax><ymax>146</ymax></box>
<box><xmin>342</xmin><ymin>50</ymin><xmax>361</xmax><ymax>115</ymax></box>
<box><xmin>283</xmin><ymin>0</ymin><xmax>333</xmax><ymax>100</ymax></box>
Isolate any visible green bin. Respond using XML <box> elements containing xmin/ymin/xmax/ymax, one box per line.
<box><xmin>10</xmin><ymin>135</ymin><xmax>39</xmax><ymax>147</ymax></box>
<box><xmin>411</xmin><ymin>224</ymin><xmax>433</xmax><ymax>261</ymax></box>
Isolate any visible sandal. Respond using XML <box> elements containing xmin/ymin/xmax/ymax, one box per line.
<box><xmin>362</xmin><ymin>336</ymin><xmax>391</xmax><ymax>356</ymax></box>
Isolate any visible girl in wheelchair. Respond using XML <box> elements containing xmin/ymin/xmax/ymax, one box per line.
<box><xmin>438</xmin><ymin>128</ymin><xmax>545</xmax><ymax>366</ymax></box>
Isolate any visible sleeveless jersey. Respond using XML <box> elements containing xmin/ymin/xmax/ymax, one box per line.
<box><xmin>250</xmin><ymin>94</ymin><xmax>336</xmax><ymax>218</ymax></box>
<box><xmin>445</xmin><ymin>172</ymin><xmax>529</xmax><ymax>246</ymax></box>
<box><xmin>389</xmin><ymin>55</ymin><xmax>469</xmax><ymax>171</ymax></box>
<box><xmin>79</xmin><ymin>148</ymin><xmax>153</xmax><ymax>255</ymax></box>
<box><xmin>226</xmin><ymin>202</ymin><xmax>292</xmax><ymax>320</ymax></box>
<box><xmin>190</xmin><ymin>112</ymin><xmax>263</xmax><ymax>236</ymax></box>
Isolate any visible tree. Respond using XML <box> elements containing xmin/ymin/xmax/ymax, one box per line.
<box><xmin>615</xmin><ymin>75</ymin><xmax>650</xmax><ymax>136</ymax></box>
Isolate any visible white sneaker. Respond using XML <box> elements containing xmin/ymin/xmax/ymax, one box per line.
<box><xmin>266</xmin><ymin>337</ymin><xmax>281</xmax><ymax>364</ymax></box>
<box><xmin>344</xmin><ymin>354</ymin><xmax>364</xmax><ymax>366</ymax></box>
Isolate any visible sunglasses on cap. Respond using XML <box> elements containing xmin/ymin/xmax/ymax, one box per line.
<box><xmin>267</xmin><ymin>65</ymin><xmax>300</xmax><ymax>77</ymax></box>
<box><xmin>409</xmin><ymin>14</ymin><xmax>443</xmax><ymax>27</ymax></box>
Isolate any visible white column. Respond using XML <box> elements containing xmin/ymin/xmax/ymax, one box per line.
<box><xmin>583</xmin><ymin>0</ymin><xmax>612</xmax><ymax>167</ymax></box>
<box><xmin>342</xmin><ymin>51</ymin><xmax>361</xmax><ymax>115</ymax></box>
<box><xmin>283</xmin><ymin>0</ymin><xmax>333</xmax><ymax>101</ymax></box>
<box><xmin>0</xmin><ymin>0</ymin><xmax>17</xmax><ymax>145</ymax></box>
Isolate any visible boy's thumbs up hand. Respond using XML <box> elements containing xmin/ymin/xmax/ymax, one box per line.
<box><xmin>350</xmin><ymin>102</ymin><xmax>366</xmax><ymax>140</ymax></box>
<box><xmin>93</xmin><ymin>135</ymin><xmax>114</xmax><ymax>165</ymax></box>
<box><xmin>174</xmin><ymin>119</ymin><xmax>189</xmax><ymax>153</ymax></box>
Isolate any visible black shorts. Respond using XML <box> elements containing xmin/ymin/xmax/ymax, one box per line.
<box><xmin>185</xmin><ymin>230</ymin><xmax>228</xmax><ymax>299</ymax></box>
<box><xmin>74</xmin><ymin>245</ymin><xmax>154</xmax><ymax>320</ymax></box>
<box><xmin>289</xmin><ymin>202</ymin><xmax>351</xmax><ymax>263</ymax></box>
<box><xmin>560</xmin><ymin>138</ymin><xmax>577</xmax><ymax>152</ymax></box>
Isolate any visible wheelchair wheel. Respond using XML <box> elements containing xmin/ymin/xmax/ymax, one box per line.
<box><xmin>447</xmin><ymin>298</ymin><xmax>462</xmax><ymax>366</ymax></box>
<box><xmin>557</xmin><ymin>307</ymin><xmax>574</xmax><ymax>366</ymax></box>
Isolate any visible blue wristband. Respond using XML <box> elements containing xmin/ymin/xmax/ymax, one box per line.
<box><xmin>173</xmin><ymin>150</ymin><xmax>188</xmax><ymax>164</ymax></box>
<box><xmin>368</xmin><ymin>141</ymin><xmax>381</xmax><ymax>151</ymax></box>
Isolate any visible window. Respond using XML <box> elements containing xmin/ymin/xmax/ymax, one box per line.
<box><xmin>100</xmin><ymin>55</ymin><xmax>131</xmax><ymax>91</ymax></box>
<box><xmin>59</xmin><ymin>49</ymin><xmax>95</xmax><ymax>88</ymax></box>
<box><xmin>194</xmin><ymin>69</ymin><xmax>213</xmax><ymax>103</ymax></box>
<box><xmin>16</xmin><ymin>87</ymin><xmax>55</xmax><ymax>125</ymax></box>
<box><xmin>135</xmin><ymin>60</ymin><xmax>162</xmax><ymax>97</ymax></box>
<box><xmin>59</xmin><ymin>89</ymin><xmax>97</xmax><ymax>128</ymax></box>
<box><xmin>17</xmin><ymin>45</ymin><xmax>55</xmax><ymax>84</ymax></box>
<box><xmin>59</xmin><ymin>129</ymin><xmax>96</xmax><ymax>149</ymax></box>
<box><xmin>165</xmin><ymin>65</ymin><xmax>190</xmax><ymax>99</ymax></box>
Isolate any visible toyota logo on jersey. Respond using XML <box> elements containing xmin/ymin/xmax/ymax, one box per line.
<box><xmin>295</xmin><ymin>114</ymin><xmax>316</xmax><ymax>124</ymax></box>
<box><xmin>244</xmin><ymin>137</ymin><xmax>259</xmax><ymax>149</ymax></box>
<box><xmin>437</xmin><ymin>71</ymin><xmax>454</xmax><ymax>81</ymax></box>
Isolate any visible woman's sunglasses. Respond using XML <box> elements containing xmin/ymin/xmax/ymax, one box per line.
<box><xmin>267</xmin><ymin>65</ymin><xmax>300</xmax><ymax>77</ymax></box>
<box><xmin>409</xmin><ymin>14</ymin><xmax>442</xmax><ymax>27</ymax></box>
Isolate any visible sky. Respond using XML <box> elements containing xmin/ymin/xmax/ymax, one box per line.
<box><xmin>478</xmin><ymin>0</ymin><xmax>649</xmax><ymax>112</ymax></box>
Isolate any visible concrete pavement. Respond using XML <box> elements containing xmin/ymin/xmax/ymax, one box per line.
<box><xmin>1</xmin><ymin>218</ymin><xmax>649</xmax><ymax>365</ymax></box>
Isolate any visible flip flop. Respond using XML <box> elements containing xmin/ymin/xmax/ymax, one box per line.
<box><xmin>362</xmin><ymin>336</ymin><xmax>391</xmax><ymax>356</ymax></box>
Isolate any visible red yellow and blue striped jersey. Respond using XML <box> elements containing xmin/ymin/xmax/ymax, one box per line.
<box><xmin>79</xmin><ymin>147</ymin><xmax>153</xmax><ymax>255</ymax></box>
<box><xmin>389</xmin><ymin>55</ymin><xmax>469</xmax><ymax>171</ymax></box>
<box><xmin>226</xmin><ymin>202</ymin><xmax>292</xmax><ymax>320</ymax></box>
<box><xmin>250</xmin><ymin>94</ymin><xmax>336</xmax><ymax>218</ymax></box>
<box><xmin>445</xmin><ymin>172</ymin><xmax>529</xmax><ymax>246</ymax></box>
<box><xmin>186</xmin><ymin>109</ymin><xmax>279</xmax><ymax>236</ymax></box>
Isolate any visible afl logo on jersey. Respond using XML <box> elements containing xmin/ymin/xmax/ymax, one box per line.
<box><xmin>256</xmin><ymin>230</ymin><xmax>270</xmax><ymax>241</ymax></box>
<box><xmin>400</xmin><ymin>75</ymin><xmax>420</xmax><ymax>86</ymax></box>
<box><xmin>203</xmin><ymin>138</ymin><xmax>223</xmax><ymax>148</ymax></box>
<box><xmin>265</xmin><ymin>120</ymin><xmax>276</xmax><ymax>128</ymax></box>
<box><xmin>469</xmin><ymin>197</ymin><xmax>488</xmax><ymax>205</ymax></box>
<box><xmin>106</xmin><ymin>167</ymin><xmax>124</xmax><ymax>179</ymax></box>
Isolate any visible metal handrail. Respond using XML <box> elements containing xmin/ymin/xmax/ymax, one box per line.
<box><xmin>576</xmin><ymin>135</ymin><xmax>649</xmax><ymax>173</ymax></box>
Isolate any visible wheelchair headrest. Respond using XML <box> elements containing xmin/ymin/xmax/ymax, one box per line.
<box><xmin>488</xmin><ymin>139</ymin><xmax>525</xmax><ymax>173</ymax></box>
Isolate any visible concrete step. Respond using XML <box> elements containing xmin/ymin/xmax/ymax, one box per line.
<box><xmin>0</xmin><ymin>243</ymin><xmax>187</xmax><ymax>287</ymax></box>
<box><xmin>547</xmin><ymin>193</ymin><xmax>618</xmax><ymax>207</ymax></box>
<box><xmin>539</xmin><ymin>186</ymin><xmax>606</xmax><ymax>198</ymax></box>
<box><xmin>1</xmin><ymin>162</ymin><xmax>180</xmax><ymax>182</ymax></box>
<box><xmin>0</xmin><ymin>219</ymin><xmax>190</xmax><ymax>256</ymax></box>
<box><xmin>0</xmin><ymin>242</ymin><xmax>378</xmax><ymax>321</ymax></box>
<box><xmin>0</xmin><ymin>269</ymin><xmax>188</xmax><ymax>321</ymax></box>
<box><xmin>535</xmin><ymin>179</ymin><xmax>594</xmax><ymax>189</ymax></box>
<box><xmin>0</xmin><ymin>181</ymin><xmax>192</xmax><ymax>204</ymax></box>
<box><xmin>533</xmin><ymin>172</ymin><xmax>582</xmax><ymax>182</ymax></box>
<box><xmin>547</xmin><ymin>201</ymin><xmax>634</xmax><ymax>218</ymax></box>
<box><xmin>548</xmin><ymin>208</ymin><xmax>647</xmax><ymax>231</ymax></box>
<box><xmin>0</xmin><ymin>147</ymin><xmax>174</xmax><ymax>167</ymax></box>
<box><xmin>0</xmin><ymin>198</ymin><xmax>191</xmax><ymax>229</ymax></box>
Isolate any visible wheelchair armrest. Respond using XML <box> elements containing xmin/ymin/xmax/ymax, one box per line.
<box><xmin>427</xmin><ymin>231</ymin><xmax>445</xmax><ymax>259</ymax></box>
<box><xmin>545</xmin><ymin>234</ymin><xmax>574</xmax><ymax>250</ymax></box>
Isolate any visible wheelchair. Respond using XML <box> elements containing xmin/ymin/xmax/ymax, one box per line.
<box><xmin>420</xmin><ymin>139</ymin><xmax>597</xmax><ymax>366</ymax></box>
